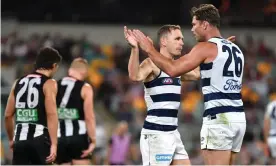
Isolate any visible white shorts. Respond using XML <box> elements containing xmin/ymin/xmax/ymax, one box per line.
<box><xmin>200</xmin><ymin>121</ymin><xmax>246</xmax><ymax>152</ymax></box>
<box><xmin>140</xmin><ymin>130</ymin><xmax>189</xmax><ymax>166</ymax></box>
<box><xmin>268</xmin><ymin>136</ymin><xmax>276</xmax><ymax>158</ymax></box>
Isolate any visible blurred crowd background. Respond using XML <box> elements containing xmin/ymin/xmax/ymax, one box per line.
<box><xmin>1</xmin><ymin>0</ymin><xmax>276</xmax><ymax>165</ymax></box>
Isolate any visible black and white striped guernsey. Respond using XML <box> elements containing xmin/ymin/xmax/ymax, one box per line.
<box><xmin>56</xmin><ymin>76</ymin><xmax>86</xmax><ymax>137</ymax></box>
<box><xmin>13</xmin><ymin>72</ymin><xmax>50</xmax><ymax>141</ymax></box>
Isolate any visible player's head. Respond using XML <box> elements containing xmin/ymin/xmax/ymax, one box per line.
<box><xmin>34</xmin><ymin>47</ymin><xmax>62</xmax><ymax>77</ymax></box>
<box><xmin>190</xmin><ymin>4</ymin><xmax>220</xmax><ymax>42</ymax></box>
<box><xmin>68</xmin><ymin>58</ymin><xmax>89</xmax><ymax>80</ymax></box>
<box><xmin>157</xmin><ymin>25</ymin><xmax>184</xmax><ymax>57</ymax></box>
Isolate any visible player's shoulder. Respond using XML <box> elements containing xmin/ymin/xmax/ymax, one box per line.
<box><xmin>193</xmin><ymin>42</ymin><xmax>217</xmax><ymax>50</ymax></box>
<box><xmin>81</xmin><ymin>83</ymin><xmax>93</xmax><ymax>98</ymax></box>
<box><xmin>82</xmin><ymin>82</ymin><xmax>93</xmax><ymax>92</ymax></box>
<box><xmin>44</xmin><ymin>79</ymin><xmax>57</xmax><ymax>88</ymax></box>
<box><xmin>143</xmin><ymin>58</ymin><xmax>153</xmax><ymax>65</ymax></box>
<box><xmin>191</xmin><ymin>42</ymin><xmax>217</xmax><ymax>57</ymax></box>
<box><xmin>144</xmin><ymin>58</ymin><xmax>158</xmax><ymax>69</ymax></box>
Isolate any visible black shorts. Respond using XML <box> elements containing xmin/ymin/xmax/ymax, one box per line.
<box><xmin>12</xmin><ymin>135</ymin><xmax>51</xmax><ymax>165</ymax></box>
<box><xmin>56</xmin><ymin>134</ymin><xmax>90</xmax><ymax>164</ymax></box>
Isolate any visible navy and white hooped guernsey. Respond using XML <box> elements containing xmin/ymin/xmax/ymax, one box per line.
<box><xmin>142</xmin><ymin>71</ymin><xmax>181</xmax><ymax>133</ymax></box>
<box><xmin>200</xmin><ymin>37</ymin><xmax>245</xmax><ymax>120</ymax></box>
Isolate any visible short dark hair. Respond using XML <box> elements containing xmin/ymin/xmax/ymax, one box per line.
<box><xmin>34</xmin><ymin>47</ymin><xmax>62</xmax><ymax>70</ymax></box>
<box><xmin>157</xmin><ymin>25</ymin><xmax>181</xmax><ymax>43</ymax></box>
<box><xmin>190</xmin><ymin>4</ymin><xmax>220</xmax><ymax>28</ymax></box>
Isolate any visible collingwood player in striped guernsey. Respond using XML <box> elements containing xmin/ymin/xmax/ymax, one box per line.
<box><xmin>4</xmin><ymin>47</ymin><xmax>62</xmax><ymax>164</ymax></box>
<box><xmin>55</xmin><ymin>58</ymin><xmax>96</xmax><ymax>165</ymax></box>
<box><xmin>264</xmin><ymin>99</ymin><xmax>276</xmax><ymax>164</ymax></box>
<box><xmin>125</xmin><ymin>25</ymin><xmax>200</xmax><ymax>166</ymax></box>
<box><xmin>132</xmin><ymin>4</ymin><xmax>246</xmax><ymax>165</ymax></box>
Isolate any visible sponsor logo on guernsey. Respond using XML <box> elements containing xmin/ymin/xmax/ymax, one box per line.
<box><xmin>162</xmin><ymin>78</ymin><xmax>173</xmax><ymax>85</ymax></box>
<box><xmin>16</xmin><ymin>109</ymin><xmax>38</xmax><ymax>121</ymax></box>
<box><xmin>224</xmin><ymin>79</ymin><xmax>242</xmax><ymax>91</ymax></box>
<box><xmin>58</xmin><ymin>108</ymin><xmax>79</xmax><ymax>120</ymax></box>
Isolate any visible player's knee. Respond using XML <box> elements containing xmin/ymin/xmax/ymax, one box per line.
<box><xmin>71</xmin><ymin>159</ymin><xmax>91</xmax><ymax>165</ymax></box>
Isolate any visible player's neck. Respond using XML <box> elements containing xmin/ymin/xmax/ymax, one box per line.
<box><xmin>35</xmin><ymin>69</ymin><xmax>52</xmax><ymax>77</ymax></box>
<box><xmin>160</xmin><ymin>48</ymin><xmax>173</xmax><ymax>60</ymax></box>
<box><xmin>68</xmin><ymin>70</ymin><xmax>83</xmax><ymax>80</ymax></box>
<box><xmin>205</xmin><ymin>29</ymin><xmax>222</xmax><ymax>41</ymax></box>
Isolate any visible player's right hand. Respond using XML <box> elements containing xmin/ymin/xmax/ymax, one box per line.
<box><xmin>46</xmin><ymin>144</ymin><xmax>57</xmax><ymax>163</ymax></box>
<box><xmin>227</xmin><ymin>36</ymin><xmax>236</xmax><ymax>42</ymax></box>
<box><xmin>9</xmin><ymin>140</ymin><xmax>14</xmax><ymax>150</ymax></box>
<box><xmin>81</xmin><ymin>142</ymin><xmax>96</xmax><ymax>158</ymax></box>
<box><xmin>124</xmin><ymin>26</ymin><xmax>138</xmax><ymax>48</ymax></box>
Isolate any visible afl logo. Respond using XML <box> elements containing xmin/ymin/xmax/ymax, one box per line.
<box><xmin>162</xmin><ymin>78</ymin><xmax>173</xmax><ymax>84</ymax></box>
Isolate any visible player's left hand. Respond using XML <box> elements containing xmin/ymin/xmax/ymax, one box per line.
<box><xmin>46</xmin><ymin>144</ymin><xmax>57</xmax><ymax>163</ymax></box>
<box><xmin>81</xmin><ymin>142</ymin><xmax>96</xmax><ymax>158</ymax></box>
<box><xmin>132</xmin><ymin>29</ymin><xmax>154</xmax><ymax>53</ymax></box>
<box><xmin>124</xmin><ymin>26</ymin><xmax>138</xmax><ymax>48</ymax></box>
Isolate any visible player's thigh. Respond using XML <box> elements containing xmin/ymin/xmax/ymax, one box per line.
<box><xmin>12</xmin><ymin>141</ymin><xmax>30</xmax><ymax>165</ymax></box>
<box><xmin>200</xmin><ymin>123</ymin><xmax>233</xmax><ymax>151</ymax></box>
<box><xmin>200</xmin><ymin>123</ymin><xmax>233</xmax><ymax>165</ymax></box>
<box><xmin>140</xmin><ymin>134</ymin><xmax>150</xmax><ymax>166</ymax></box>
<box><xmin>72</xmin><ymin>159</ymin><xmax>91</xmax><ymax>165</ymax></box>
<box><xmin>69</xmin><ymin>135</ymin><xmax>91</xmax><ymax>161</ymax></box>
<box><xmin>171</xmin><ymin>130</ymin><xmax>190</xmax><ymax>165</ymax></box>
<box><xmin>231</xmin><ymin>122</ymin><xmax>246</xmax><ymax>153</ymax></box>
<box><xmin>171</xmin><ymin>159</ymin><xmax>190</xmax><ymax>165</ymax></box>
<box><xmin>140</xmin><ymin>133</ymin><xmax>176</xmax><ymax>166</ymax></box>
<box><xmin>268</xmin><ymin>137</ymin><xmax>276</xmax><ymax>158</ymax></box>
<box><xmin>32</xmin><ymin>136</ymin><xmax>51</xmax><ymax>165</ymax></box>
<box><xmin>201</xmin><ymin>149</ymin><xmax>231</xmax><ymax>165</ymax></box>
<box><xmin>230</xmin><ymin>151</ymin><xmax>238</xmax><ymax>165</ymax></box>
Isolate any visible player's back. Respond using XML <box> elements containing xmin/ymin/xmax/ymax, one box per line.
<box><xmin>14</xmin><ymin>72</ymin><xmax>50</xmax><ymax>141</ymax></box>
<box><xmin>200</xmin><ymin>37</ymin><xmax>246</xmax><ymax>122</ymax></box>
<box><xmin>56</xmin><ymin>76</ymin><xmax>86</xmax><ymax>137</ymax></box>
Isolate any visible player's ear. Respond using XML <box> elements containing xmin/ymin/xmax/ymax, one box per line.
<box><xmin>203</xmin><ymin>21</ymin><xmax>209</xmax><ymax>30</ymax></box>
<box><xmin>52</xmin><ymin>63</ymin><xmax>59</xmax><ymax>69</ymax></box>
<box><xmin>160</xmin><ymin>37</ymin><xmax>167</xmax><ymax>47</ymax></box>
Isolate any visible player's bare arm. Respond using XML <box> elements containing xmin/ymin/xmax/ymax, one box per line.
<box><xmin>125</xmin><ymin>27</ymin><xmax>155</xmax><ymax>82</ymax></box>
<box><xmin>133</xmin><ymin>30</ymin><xmax>237</xmax><ymax>78</ymax></box>
<box><xmin>181</xmin><ymin>67</ymin><xmax>200</xmax><ymax>81</ymax></box>
<box><xmin>132</xmin><ymin>30</ymin><xmax>211</xmax><ymax>77</ymax></box>
<box><xmin>146</xmin><ymin>42</ymin><xmax>212</xmax><ymax>77</ymax></box>
<box><xmin>172</xmin><ymin>35</ymin><xmax>234</xmax><ymax>81</ymax></box>
<box><xmin>44</xmin><ymin>79</ymin><xmax>58</xmax><ymax>163</ymax></box>
<box><xmin>4</xmin><ymin>80</ymin><xmax>18</xmax><ymax>149</ymax></box>
<box><xmin>81</xmin><ymin>83</ymin><xmax>96</xmax><ymax>158</ymax></box>
<box><xmin>264</xmin><ymin>116</ymin><xmax>270</xmax><ymax>144</ymax></box>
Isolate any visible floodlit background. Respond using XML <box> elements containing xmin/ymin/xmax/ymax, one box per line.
<box><xmin>1</xmin><ymin>0</ymin><xmax>276</xmax><ymax>164</ymax></box>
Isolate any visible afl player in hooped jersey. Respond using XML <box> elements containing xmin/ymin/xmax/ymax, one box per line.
<box><xmin>125</xmin><ymin>25</ymin><xmax>201</xmax><ymax>166</ymax></box>
<box><xmin>131</xmin><ymin>4</ymin><xmax>246</xmax><ymax>165</ymax></box>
